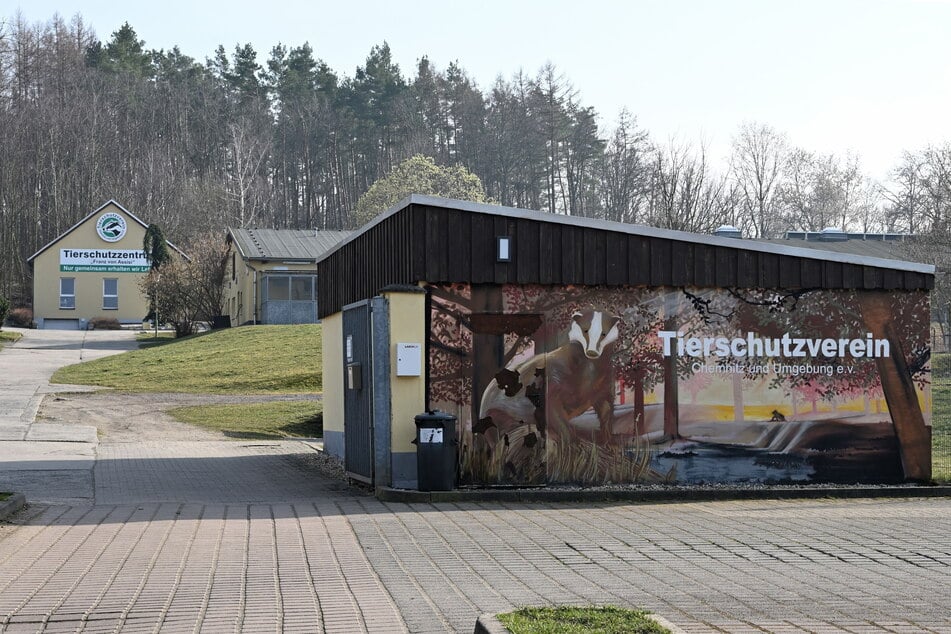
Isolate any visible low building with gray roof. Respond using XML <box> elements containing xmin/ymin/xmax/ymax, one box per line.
<box><xmin>224</xmin><ymin>228</ymin><xmax>351</xmax><ymax>325</ymax></box>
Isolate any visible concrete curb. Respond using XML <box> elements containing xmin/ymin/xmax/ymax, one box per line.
<box><xmin>474</xmin><ymin>611</ymin><xmax>686</xmax><ymax>633</ymax></box>
<box><xmin>378</xmin><ymin>485</ymin><xmax>951</xmax><ymax>504</ymax></box>
<box><xmin>651</xmin><ymin>614</ymin><xmax>687</xmax><ymax>633</ymax></box>
<box><xmin>473</xmin><ymin>613</ymin><xmax>509</xmax><ymax>634</ymax></box>
<box><xmin>0</xmin><ymin>493</ymin><xmax>26</xmax><ymax>521</ymax></box>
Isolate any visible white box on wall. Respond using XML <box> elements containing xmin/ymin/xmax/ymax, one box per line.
<box><xmin>396</xmin><ymin>342</ymin><xmax>422</xmax><ymax>376</ymax></box>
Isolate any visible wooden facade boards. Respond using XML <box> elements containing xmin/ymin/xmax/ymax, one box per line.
<box><xmin>317</xmin><ymin>197</ymin><xmax>934</xmax><ymax>318</ymax></box>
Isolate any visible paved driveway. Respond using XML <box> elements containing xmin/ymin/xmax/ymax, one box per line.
<box><xmin>3</xmin><ymin>495</ymin><xmax>950</xmax><ymax>633</ymax></box>
<box><xmin>1</xmin><ymin>329</ymin><xmax>950</xmax><ymax>633</ymax></box>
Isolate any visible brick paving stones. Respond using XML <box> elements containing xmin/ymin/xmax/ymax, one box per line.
<box><xmin>1</xmin><ymin>330</ymin><xmax>949</xmax><ymax>632</ymax></box>
<box><xmin>3</xmin><ymin>469</ymin><xmax>950</xmax><ymax>633</ymax></box>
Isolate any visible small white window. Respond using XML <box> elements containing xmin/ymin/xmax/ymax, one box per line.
<box><xmin>103</xmin><ymin>278</ymin><xmax>118</xmax><ymax>310</ymax></box>
<box><xmin>60</xmin><ymin>278</ymin><xmax>75</xmax><ymax>309</ymax></box>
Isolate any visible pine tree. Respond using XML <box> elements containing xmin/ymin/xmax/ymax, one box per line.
<box><xmin>143</xmin><ymin>224</ymin><xmax>171</xmax><ymax>270</ymax></box>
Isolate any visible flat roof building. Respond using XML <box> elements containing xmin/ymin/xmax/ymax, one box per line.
<box><xmin>317</xmin><ymin>195</ymin><xmax>934</xmax><ymax>490</ymax></box>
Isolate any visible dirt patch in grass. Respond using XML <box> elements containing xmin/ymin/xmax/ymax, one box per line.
<box><xmin>169</xmin><ymin>401</ymin><xmax>322</xmax><ymax>439</ymax></box>
<box><xmin>37</xmin><ymin>391</ymin><xmax>321</xmax><ymax>442</ymax></box>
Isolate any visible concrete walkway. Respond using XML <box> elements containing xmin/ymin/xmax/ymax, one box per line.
<box><xmin>0</xmin><ymin>327</ymin><xmax>134</xmax><ymax>435</ymax></box>
<box><xmin>0</xmin><ymin>328</ymin><xmax>138</xmax><ymax>504</ymax></box>
<box><xmin>1</xmin><ymin>329</ymin><xmax>950</xmax><ymax>632</ymax></box>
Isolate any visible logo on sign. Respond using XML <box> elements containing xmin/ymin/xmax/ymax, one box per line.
<box><xmin>96</xmin><ymin>213</ymin><xmax>126</xmax><ymax>242</ymax></box>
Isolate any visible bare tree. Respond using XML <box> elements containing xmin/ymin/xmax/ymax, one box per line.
<box><xmin>920</xmin><ymin>144</ymin><xmax>951</xmax><ymax>232</ymax></box>
<box><xmin>730</xmin><ymin>122</ymin><xmax>787</xmax><ymax>238</ymax></box>
<box><xmin>183</xmin><ymin>232</ymin><xmax>229</xmax><ymax>320</ymax></box>
<box><xmin>883</xmin><ymin>152</ymin><xmax>929</xmax><ymax>234</ymax></box>
<box><xmin>835</xmin><ymin>153</ymin><xmax>868</xmax><ymax>230</ymax></box>
<box><xmin>225</xmin><ymin>113</ymin><xmax>271</xmax><ymax>227</ymax></box>
<box><xmin>855</xmin><ymin>177</ymin><xmax>887</xmax><ymax>233</ymax></box>
<box><xmin>647</xmin><ymin>139</ymin><xmax>735</xmax><ymax>234</ymax></box>
<box><xmin>776</xmin><ymin>150</ymin><xmax>872</xmax><ymax>233</ymax></box>
<box><xmin>889</xmin><ymin>144</ymin><xmax>951</xmax><ymax>342</ymax></box>
<box><xmin>599</xmin><ymin>110</ymin><xmax>652</xmax><ymax>224</ymax></box>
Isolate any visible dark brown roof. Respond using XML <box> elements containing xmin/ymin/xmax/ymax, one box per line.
<box><xmin>756</xmin><ymin>237</ymin><xmax>916</xmax><ymax>262</ymax></box>
<box><xmin>316</xmin><ymin>195</ymin><xmax>935</xmax><ymax>318</ymax></box>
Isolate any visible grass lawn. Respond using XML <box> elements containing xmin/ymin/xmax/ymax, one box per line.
<box><xmin>52</xmin><ymin>325</ymin><xmax>321</xmax><ymax>394</ymax></box>
<box><xmin>0</xmin><ymin>331</ymin><xmax>22</xmax><ymax>347</ymax></box>
<box><xmin>169</xmin><ymin>401</ymin><xmax>322</xmax><ymax>439</ymax></box>
<box><xmin>931</xmin><ymin>354</ymin><xmax>951</xmax><ymax>483</ymax></box>
<box><xmin>498</xmin><ymin>606</ymin><xmax>669</xmax><ymax>634</ymax></box>
<box><xmin>135</xmin><ymin>330</ymin><xmax>177</xmax><ymax>347</ymax></box>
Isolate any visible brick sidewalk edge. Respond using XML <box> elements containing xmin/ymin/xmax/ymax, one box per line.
<box><xmin>474</xmin><ymin>612</ymin><xmax>686</xmax><ymax>633</ymax></box>
<box><xmin>377</xmin><ymin>485</ymin><xmax>951</xmax><ymax>504</ymax></box>
<box><xmin>0</xmin><ymin>493</ymin><xmax>26</xmax><ymax>521</ymax></box>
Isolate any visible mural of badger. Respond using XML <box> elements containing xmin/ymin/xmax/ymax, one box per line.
<box><xmin>478</xmin><ymin>308</ymin><xmax>620</xmax><ymax>444</ymax></box>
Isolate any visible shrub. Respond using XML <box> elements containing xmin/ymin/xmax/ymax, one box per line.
<box><xmin>6</xmin><ymin>307</ymin><xmax>33</xmax><ymax>328</ymax></box>
<box><xmin>89</xmin><ymin>317</ymin><xmax>121</xmax><ymax>330</ymax></box>
<box><xmin>0</xmin><ymin>296</ymin><xmax>8</xmax><ymax>329</ymax></box>
<box><xmin>139</xmin><ymin>262</ymin><xmax>200</xmax><ymax>337</ymax></box>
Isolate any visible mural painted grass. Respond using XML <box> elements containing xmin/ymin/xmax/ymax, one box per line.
<box><xmin>52</xmin><ymin>325</ymin><xmax>321</xmax><ymax>394</ymax></box>
<box><xmin>497</xmin><ymin>606</ymin><xmax>670</xmax><ymax>633</ymax></box>
<box><xmin>460</xmin><ymin>429</ymin><xmax>656</xmax><ymax>486</ymax></box>
<box><xmin>546</xmin><ymin>436</ymin><xmax>656</xmax><ymax>485</ymax></box>
<box><xmin>169</xmin><ymin>401</ymin><xmax>322</xmax><ymax>439</ymax></box>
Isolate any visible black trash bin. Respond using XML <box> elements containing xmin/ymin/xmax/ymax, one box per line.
<box><xmin>414</xmin><ymin>410</ymin><xmax>457</xmax><ymax>491</ymax></box>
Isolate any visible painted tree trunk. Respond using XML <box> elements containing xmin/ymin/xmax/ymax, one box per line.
<box><xmin>860</xmin><ymin>293</ymin><xmax>931</xmax><ymax>481</ymax></box>
<box><xmin>633</xmin><ymin>368</ymin><xmax>645</xmax><ymax>436</ymax></box>
<box><xmin>663</xmin><ymin>352</ymin><xmax>679</xmax><ymax>438</ymax></box>
<box><xmin>470</xmin><ymin>285</ymin><xmax>504</xmax><ymax>436</ymax></box>
<box><xmin>732</xmin><ymin>372</ymin><xmax>744</xmax><ymax>422</ymax></box>
<box><xmin>662</xmin><ymin>296</ymin><xmax>680</xmax><ymax>439</ymax></box>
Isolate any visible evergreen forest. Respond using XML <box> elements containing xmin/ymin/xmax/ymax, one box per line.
<box><xmin>1</xmin><ymin>15</ymin><xmax>949</xmax><ymax>306</ymax></box>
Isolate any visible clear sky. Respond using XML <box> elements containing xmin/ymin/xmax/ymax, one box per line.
<box><xmin>6</xmin><ymin>0</ymin><xmax>951</xmax><ymax>181</ymax></box>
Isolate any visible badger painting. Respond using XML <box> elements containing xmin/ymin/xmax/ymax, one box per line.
<box><xmin>478</xmin><ymin>309</ymin><xmax>620</xmax><ymax>445</ymax></box>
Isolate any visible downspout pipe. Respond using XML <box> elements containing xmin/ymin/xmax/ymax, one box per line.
<box><xmin>253</xmin><ymin>268</ymin><xmax>258</xmax><ymax>325</ymax></box>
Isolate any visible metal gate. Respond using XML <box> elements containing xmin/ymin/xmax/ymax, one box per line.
<box><xmin>343</xmin><ymin>301</ymin><xmax>373</xmax><ymax>483</ymax></box>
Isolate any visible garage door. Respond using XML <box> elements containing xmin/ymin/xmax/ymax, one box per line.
<box><xmin>42</xmin><ymin>319</ymin><xmax>81</xmax><ymax>330</ymax></box>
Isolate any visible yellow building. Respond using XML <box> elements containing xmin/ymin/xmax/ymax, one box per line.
<box><xmin>27</xmin><ymin>200</ymin><xmax>183</xmax><ymax>329</ymax></box>
<box><xmin>224</xmin><ymin>228</ymin><xmax>350</xmax><ymax>326</ymax></box>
